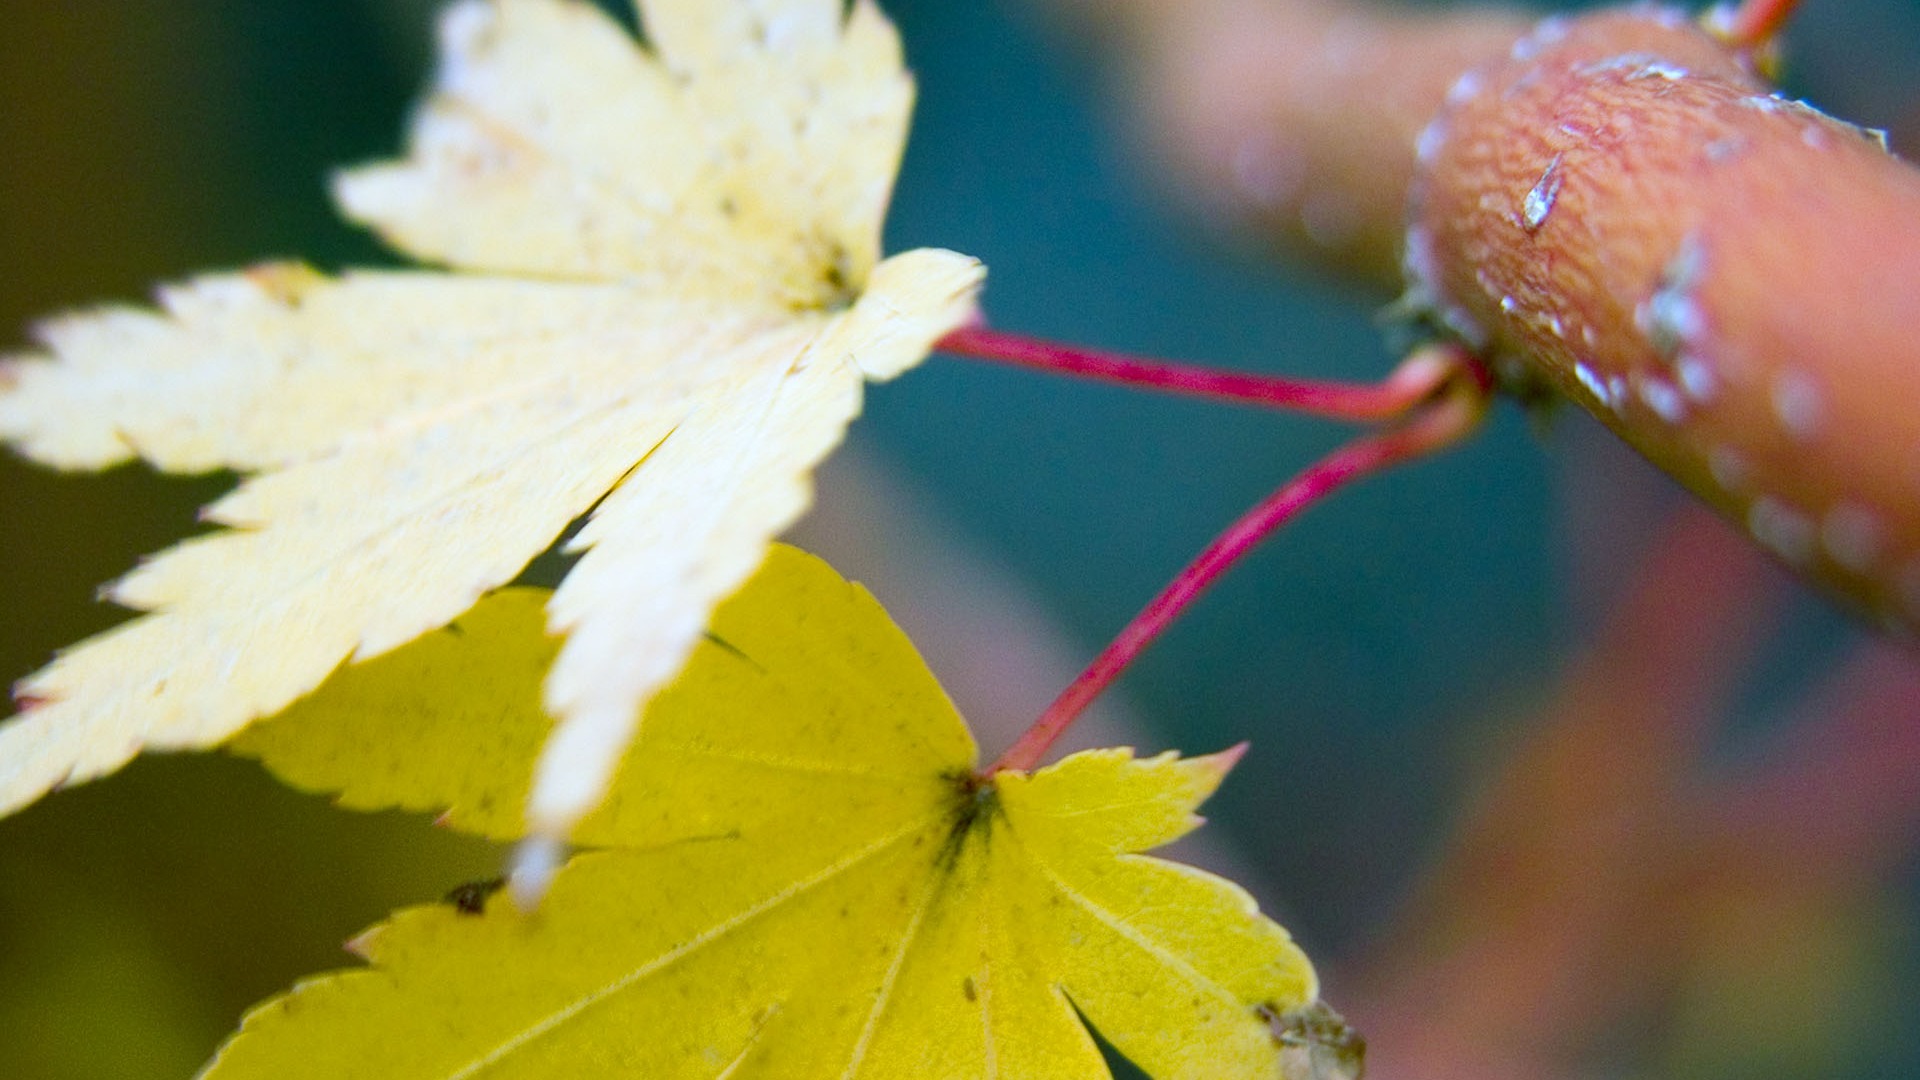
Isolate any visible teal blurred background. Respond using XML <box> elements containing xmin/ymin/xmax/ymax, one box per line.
<box><xmin>1</xmin><ymin>1</ymin><xmax>1917</xmax><ymax>1077</ymax></box>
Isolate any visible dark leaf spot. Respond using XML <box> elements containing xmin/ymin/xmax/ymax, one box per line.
<box><xmin>444</xmin><ymin>876</ymin><xmax>507</xmax><ymax>915</ymax></box>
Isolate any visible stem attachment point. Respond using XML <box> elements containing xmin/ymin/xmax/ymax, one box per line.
<box><xmin>985</xmin><ymin>345</ymin><xmax>1490</xmax><ymax>776</ymax></box>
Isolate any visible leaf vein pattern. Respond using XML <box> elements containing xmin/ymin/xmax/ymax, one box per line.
<box><xmin>442</xmin><ymin>809</ymin><xmax>944</xmax><ymax>1080</ymax></box>
<box><xmin>835</xmin><ymin>846</ymin><xmax>947</xmax><ymax>1080</ymax></box>
<box><xmin>978</xmin><ymin>889</ymin><xmax>1000</xmax><ymax>1079</ymax></box>
<box><xmin>1012</xmin><ymin>830</ymin><xmax>1243</xmax><ymax>1013</ymax></box>
<box><xmin>438</xmin><ymin>95</ymin><xmax>786</xmax><ymax>291</ymax></box>
<box><xmin>202</xmin><ymin>353</ymin><xmax>719</xmax><ymax>631</ymax></box>
<box><xmin>711</xmin><ymin>1005</ymin><xmax>778</xmax><ymax>1080</ymax></box>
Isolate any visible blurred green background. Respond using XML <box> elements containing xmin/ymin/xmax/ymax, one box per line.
<box><xmin>1</xmin><ymin>1</ymin><xmax>1917</xmax><ymax>1077</ymax></box>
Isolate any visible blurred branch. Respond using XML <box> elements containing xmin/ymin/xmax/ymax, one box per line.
<box><xmin>1341</xmin><ymin>505</ymin><xmax>1920</xmax><ymax>1078</ymax></box>
<box><xmin>1035</xmin><ymin>0</ymin><xmax>1526</xmax><ymax>287</ymax></box>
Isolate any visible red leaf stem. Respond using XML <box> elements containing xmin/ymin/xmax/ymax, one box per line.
<box><xmin>985</xmin><ymin>350</ymin><xmax>1489</xmax><ymax>775</ymax></box>
<box><xmin>937</xmin><ymin>324</ymin><xmax>1457</xmax><ymax>423</ymax></box>
<box><xmin>1711</xmin><ymin>0</ymin><xmax>1804</xmax><ymax>51</ymax></box>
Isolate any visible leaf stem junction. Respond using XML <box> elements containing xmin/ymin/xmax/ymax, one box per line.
<box><xmin>942</xmin><ymin>336</ymin><xmax>1491</xmax><ymax>777</ymax></box>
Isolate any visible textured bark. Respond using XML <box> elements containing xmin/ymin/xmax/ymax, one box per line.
<box><xmin>1407</xmin><ymin>7</ymin><xmax>1920</xmax><ymax>633</ymax></box>
<box><xmin>1044</xmin><ymin>0</ymin><xmax>1530</xmax><ymax>285</ymax></box>
<box><xmin>1049</xmin><ymin>0</ymin><xmax>1920</xmax><ymax>635</ymax></box>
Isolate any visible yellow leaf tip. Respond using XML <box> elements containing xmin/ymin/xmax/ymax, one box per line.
<box><xmin>1205</xmin><ymin>740</ymin><xmax>1251</xmax><ymax>777</ymax></box>
<box><xmin>342</xmin><ymin>928</ymin><xmax>380</xmax><ymax>960</ymax></box>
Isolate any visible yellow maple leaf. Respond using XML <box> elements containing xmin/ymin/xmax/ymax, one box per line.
<box><xmin>0</xmin><ymin>0</ymin><xmax>984</xmax><ymax>838</ymax></box>
<box><xmin>217</xmin><ymin>545</ymin><xmax>1320</xmax><ymax>1078</ymax></box>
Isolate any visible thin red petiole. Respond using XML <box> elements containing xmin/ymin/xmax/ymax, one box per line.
<box><xmin>986</xmin><ymin>349</ymin><xmax>1490</xmax><ymax>776</ymax></box>
<box><xmin>1707</xmin><ymin>0</ymin><xmax>1802</xmax><ymax>51</ymax></box>
<box><xmin>937</xmin><ymin>324</ymin><xmax>1455</xmax><ymax>424</ymax></box>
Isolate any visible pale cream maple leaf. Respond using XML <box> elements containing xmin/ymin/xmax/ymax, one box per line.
<box><xmin>0</xmin><ymin>0</ymin><xmax>983</xmax><ymax>850</ymax></box>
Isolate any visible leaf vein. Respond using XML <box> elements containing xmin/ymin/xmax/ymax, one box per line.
<box><xmin>1016</xmin><ymin>834</ymin><xmax>1243</xmax><ymax>1014</ymax></box>
<box><xmin>443</xmin><ymin>808</ymin><xmax>944</xmax><ymax>1079</ymax></box>
<box><xmin>836</xmin><ymin>829</ymin><xmax>949</xmax><ymax>1080</ymax></box>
